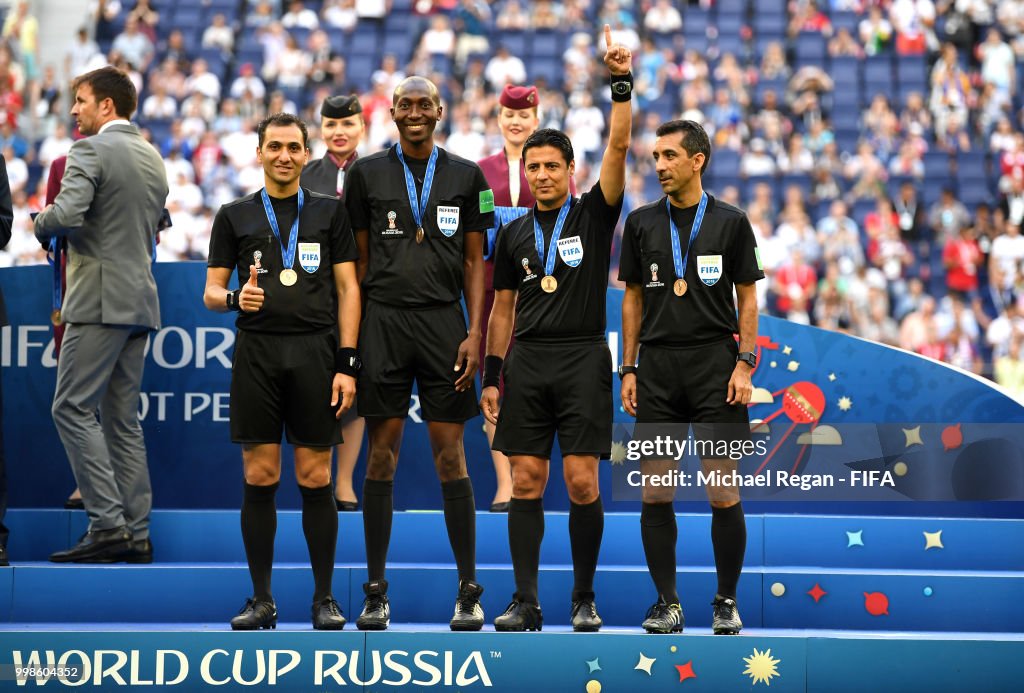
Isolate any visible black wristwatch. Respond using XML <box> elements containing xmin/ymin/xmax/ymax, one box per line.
<box><xmin>611</xmin><ymin>80</ymin><xmax>632</xmax><ymax>97</ymax></box>
<box><xmin>226</xmin><ymin>289</ymin><xmax>242</xmax><ymax>312</ymax></box>
<box><xmin>736</xmin><ymin>351</ymin><xmax>757</xmax><ymax>368</ymax></box>
<box><xmin>618</xmin><ymin>364</ymin><xmax>637</xmax><ymax>377</ymax></box>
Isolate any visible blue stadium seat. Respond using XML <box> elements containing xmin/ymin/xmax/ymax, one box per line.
<box><xmin>531</xmin><ymin>31</ymin><xmax>565</xmax><ymax>59</ymax></box>
<box><xmin>862</xmin><ymin>56</ymin><xmax>893</xmax><ymax>91</ymax></box>
<box><xmin>795</xmin><ymin>33</ymin><xmax>827</xmax><ymax>64</ymax></box>
<box><xmin>346</xmin><ymin>29</ymin><xmax>381</xmax><ymax>59</ymax></box>
<box><xmin>717</xmin><ymin>34</ymin><xmax>745</xmax><ymax>58</ymax></box>
<box><xmin>958</xmin><ymin>180</ymin><xmax>993</xmax><ymax>209</ymax></box>
<box><xmin>714</xmin><ymin>149</ymin><xmax>742</xmax><ymax>176</ymax></box>
<box><xmin>716</xmin><ymin>0</ymin><xmax>749</xmax><ymax>13</ymax></box>
<box><xmin>385</xmin><ymin>11</ymin><xmax>414</xmax><ymax>36</ymax></box>
<box><xmin>289</xmin><ymin>27</ymin><xmax>312</xmax><ymax>49</ymax></box>
<box><xmin>923</xmin><ymin>151</ymin><xmax>952</xmax><ymax>177</ymax></box>
<box><xmin>896</xmin><ymin>56</ymin><xmax>926</xmax><ymax>89</ymax></box>
<box><xmin>832</xmin><ymin>11</ymin><xmax>859</xmax><ymax>33</ymax></box>
<box><xmin>751</xmin><ymin>13</ymin><xmax>787</xmax><ymax>37</ymax></box>
<box><xmin>498</xmin><ymin>31</ymin><xmax>528</xmax><ymax>57</ymax></box>
<box><xmin>716</xmin><ymin>12</ymin><xmax>745</xmax><ymax>37</ymax></box>
<box><xmin>346</xmin><ymin>54</ymin><xmax>377</xmax><ymax>90</ymax></box>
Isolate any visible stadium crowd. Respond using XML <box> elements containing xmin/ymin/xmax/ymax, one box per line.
<box><xmin>1</xmin><ymin>0</ymin><xmax>1023</xmax><ymax>394</ymax></box>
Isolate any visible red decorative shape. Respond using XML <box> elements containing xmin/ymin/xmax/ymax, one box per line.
<box><xmin>676</xmin><ymin>661</ymin><xmax>697</xmax><ymax>683</ymax></box>
<box><xmin>780</xmin><ymin>382</ymin><xmax>826</xmax><ymax>424</ymax></box>
<box><xmin>807</xmin><ymin>583</ymin><xmax>827</xmax><ymax>603</ymax></box>
<box><xmin>941</xmin><ymin>423</ymin><xmax>963</xmax><ymax>451</ymax></box>
<box><xmin>864</xmin><ymin>592</ymin><xmax>889</xmax><ymax>616</ymax></box>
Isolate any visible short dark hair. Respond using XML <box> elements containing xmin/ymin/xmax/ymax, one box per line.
<box><xmin>522</xmin><ymin>128</ymin><xmax>574</xmax><ymax>165</ymax></box>
<box><xmin>655</xmin><ymin>120</ymin><xmax>712</xmax><ymax>174</ymax></box>
<box><xmin>73</xmin><ymin>66</ymin><xmax>137</xmax><ymax>119</ymax></box>
<box><xmin>257</xmin><ymin>112</ymin><xmax>309</xmax><ymax>148</ymax></box>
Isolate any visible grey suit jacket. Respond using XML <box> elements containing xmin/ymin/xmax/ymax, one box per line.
<box><xmin>33</xmin><ymin>123</ymin><xmax>169</xmax><ymax>329</ymax></box>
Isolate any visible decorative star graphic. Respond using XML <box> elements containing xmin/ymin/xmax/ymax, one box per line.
<box><xmin>770</xmin><ymin>360</ymin><xmax>777</xmax><ymax>368</ymax></box>
<box><xmin>610</xmin><ymin>441</ymin><xmax>627</xmax><ymax>465</ymax></box>
<box><xmin>676</xmin><ymin>661</ymin><xmax>697</xmax><ymax>683</ymax></box>
<box><xmin>838</xmin><ymin>396</ymin><xmax>852</xmax><ymax>411</ymax></box>
<box><xmin>635</xmin><ymin>653</ymin><xmax>656</xmax><ymax>675</ymax></box>
<box><xmin>807</xmin><ymin>583</ymin><xmax>827</xmax><ymax>603</ymax></box>
<box><xmin>828</xmin><ymin>372</ymin><xmax>837</xmax><ymax>381</ymax></box>
<box><xmin>903</xmin><ymin>426</ymin><xmax>924</xmax><ymax>448</ymax></box>
<box><xmin>787</xmin><ymin>360</ymin><xmax>800</xmax><ymax>372</ymax></box>
<box><xmin>783</xmin><ymin>345</ymin><xmax>793</xmax><ymax>355</ymax></box>
<box><xmin>586</xmin><ymin>657</ymin><xmax>601</xmax><ymax>673</ymax></box>
<box><xmin>846</xmin><ymin>530</ymin><xmax>864</xmax><ymax>547</ymax></box>
<box><xmin>924</xmin><ymin>530</ymin><xmax>944</xmax><ymax>550</ymax></box>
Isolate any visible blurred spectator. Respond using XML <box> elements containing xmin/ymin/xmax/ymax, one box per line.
<box><xmin>356</xmin><ymin>0</ymin><xmax>389</xmax><ymax>21</ymax></box>
<box><xmin>789</xmin><ymin>0</ymin><xmax>832</xmax><ymax>37</ymax></box>
<box><xmin>989</xmin><ymin>222</ymin><xmax>1024</xmax><ymax>309</ymax></box>
<box><xmin>453</xmin><ymin>0</ymin><xmax>492</xmax><ymax>70</ymax></box>
<box><xmin>773</xmin><ymin>248</ymin><xmax>818</xmax><ymax>323</ymax></box>
<box><xmin>496</xmin><ymin>0</ymin><xmax>529</xmax><ymax>30</ymax></box>
<box><xmin>644</xmin><ymin>0</ymin><xmax>683</xmax><ymax>35</ymax></box>
<box><xmin>740</xmin><ymin>138</ymin><xmax>778</xmax><ymax>177</ymax></box>
<box><xmin>323</xmin><ymin>0</ymin><xmax>358</xmax><ymax>31</ymax></box>
<box><xmin>65</xmin><ymin>26</ymin><xmax>101</xmax><ymax>82</ymax></box>
<box><xmin>203</xmin><ymin>14</ymin><xmax>235</xmax><ymax>53</ymax></box>
<box><xmin>760</xmin><ymin>42</ymin><xmax>791</xmax><ymax>81</ymax></box>
<box><xmin>890</xmin><ymin>0</ymin><xmax>937</xmax><ymax>55</ymax></box>
<box><xmin>995</xmin><ymin>334</ymin><xmax>1024</xmax><ymax>398</ymax></box>
<box><xmin>446</xmin><ymin>110</ymin><xmax>486</xmax><ymax>160</ymax></box>
<box><xmin>859</xmin><ymin>5</ymin><xmax>893</xmax><ymax>55</ymax></box>
<box><xmin>247</xmin><ymin>0</ymin><xmax>277</xmax><ymax>29</ymax></box>
<box><xmin>282</xmin><ymin>0</ymin><xmax>320</xmax><ymax>29</ymax></box>
<box><xmin>112</xmin><ymin>17</ymin><xmax>155</xmax><ymax>73</ymax></box>
<box><xmin>531</xmin><ymin>0</ymin><xmax>561</xmax><ymax>30</ymax></box>
<box><xmin>978</xmin><ymin>28</ymin><xmax>1016</xmax><ymax>103</ymax></box>
<box><xmin>1001</xmin><ymin>175</ymin><xmax>1024</xmax><ymax>226</ymax></box>
<box><xmin>230</xmin><ymin>63</ymin><xmax>267</xmax><ymax>103</ymax></box>
<box><xmin>929</xmin><ymin>43</ymin><xmax>974</xmax><ymax>139</ymax></box>
<box><xmin>830</xmin><ymin>27</ymin><xmax>864</xmax><ymax>57</ymax></box>
<box><xmin>37</xmin><ymin>122</ymin><xmax>72</xmax><ymax>169</ymax></box>
<box><xmin>2</xmin><ymin>1</ymin><xmax>40</xmax><ymax>83</ymax></box>
<box><xmin>185</xmin><ymin>59</ymin><xmax>222</xmax><ymax>102</ymax></box>
<box><xmin>485</xmin><ymin>45</ymin><xmax>527</xmax><ymax>92</ymax></box>
<box><xmin>929</xmin><ymin>187</ymin><xmax>971</xmax><ymax>240</ymax></box>
<box><xmin>943</xmin><ymin>225</ymin><xmax>983</xmax><ymax>299</ymax></box>
<box><xmin>420</xmin><ymin>15</ymin><xmax>456</xmax><ymax>58</ymax></box>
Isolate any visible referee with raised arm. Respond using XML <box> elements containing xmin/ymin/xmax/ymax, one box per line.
<box><xmin>618</xmin><ymin>119</ymin><xmax>764</xmax><ymax>635</ymax></box>
<box><xmin>481</xmin><ymin>25</ymin><xmax>632</xmax><ymax>633</ymax></box>
<box><xmin>204</xmin><ymin>112</ymin><xmax>361</xmax><ymax>631</ymax></box>
<box><xmin>343</xmin><ymin>76</ymin><xmax>493</xmax><ymax>632</ymax></box>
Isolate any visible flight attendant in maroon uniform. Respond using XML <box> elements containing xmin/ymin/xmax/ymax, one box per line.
<box><xmin>478</xmin><ymin>85</ymin><xmax>576</xmax><ymax>512</ymax></box>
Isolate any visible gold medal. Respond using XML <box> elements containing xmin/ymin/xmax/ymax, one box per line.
<box><xmin>416</xmin><ymin>227</ymin><xmax>425</xmax><ymax>244</ymax></box>
<box><xmin>280</xmin><ymin>269</ymin><xmax>298</xmax><ymax>286</ymax></box>
<box><xmin>541</xmin><ymin>275</ymin><xmax>558</xmax><ymax>293</ymax></box>
<box><xmin>673</xmin><ymin>278</ymin><xmax>687</xmax><ymax>297</ymax></box>
<box><xmin>50</xmin><ymin>309</ymin><xmax>63</xmax><ymax>326</ymax></box>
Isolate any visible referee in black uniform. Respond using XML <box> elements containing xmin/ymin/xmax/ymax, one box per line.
<box><xmin>480</xmin><ymin>25</ymin><xmax>632</xmax><ymax>633</ymax></box>
<box><xmin>302</xmin><ymin>93</ymin><xmax>366</xmax><ymax>512</ymax></box>
<box><xmin>618</xmin><ymin>119</ymin><xmax>764</xmax><ymax>635</ymax></box>
<box><xmin>204</xmin><ymin>113</ymin><xmax>361</xmax><ymax>631</ymax></box>
<box><xmin>343</xmin><ymin>76</ymin><xmax>493</xmax><ymax>632</ymax></box>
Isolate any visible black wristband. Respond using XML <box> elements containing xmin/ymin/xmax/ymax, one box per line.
<box><xmin>226</xmin><ymin>289</ymin><xmax>241</xmax><ymax>312</ymax></box>
<box><xmin>482</xmin><ymin>355</ymin><xmax>503</xmax><ymax>389</ymax></box>
<box><xmin>610</xmin><ymin>72</ymin><xmax>633</xmax><ymax>102</ymax></box>
<box><xmin>335</xmin><ymin>347</ymin><xmax>360</xmax><ymax>377</ymax></box>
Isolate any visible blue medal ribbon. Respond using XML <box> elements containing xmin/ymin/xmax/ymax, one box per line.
<box><xmin>666</xmin><ymin>192</ymin><xmax>708</xmax><ymax>283</ymax></box>
<box><xmin>485</xmin><ymin>205</ymin><xmax>530</xmax><ymax>260</ymax></box>
<box><xmin>394</xmin><ymin>143</ymin><xmax>438</xmax><ymax>233</ymax></box>
<box><xmin>260</xmin><ymin>187</ymin><xmax>304</xmax><ymax>272</ymax></box>
<box><xmin>533</xmin><ymin>197</ymin><xmax>572</xmax><ymax>277</ymax></box>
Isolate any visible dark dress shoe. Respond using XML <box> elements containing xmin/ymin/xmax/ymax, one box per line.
<box><xmin>64</xmin><ymin>498</ymin><xmax>85</xmax><ymax>510</ymax></box>
<box><xmin>494</xmin><ymin>599</ymin><xmax>543</xmax><ymax>632</ymax></box>
<box><xmin>230</xmin><ymin>598</ymin><xmax>277</xmax><ymax>630</ymax></box>
<box><xmin>489</xmin><ymin>501</ymin><xmax>510</xmax><ymax>513</ymax></box>
<box><xmin>0</xmin><ymin>545</ymin><xmax>8</xmax><ymax>567</ymax></box>
<box><xmin>94</xmin><ymin>538</ymin><xmax>153</xmax><ymax>564</ymax></box>
<box><xmin>335</xmin><ymin>499</ymin><xmax>359</xmax><ymax>512</ymax></box>
<box><xmin>312</xmin><ymin>596</ymin><xmax>347</xmax><ymax>630</ymax></box>
<box><xmin>49</xmin><ymin>526</ymin><xmax>132</xmax><ymax>563</ymax></box>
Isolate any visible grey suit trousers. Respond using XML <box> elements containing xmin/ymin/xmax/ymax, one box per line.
<box><xmin>52</xmin><ymin>323</ymin><xmax>152</xmax><ymax>538</ymax></box>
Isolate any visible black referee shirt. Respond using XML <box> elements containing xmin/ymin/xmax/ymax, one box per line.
<box><xmin>493</xmin><ymin>180</ymin><xmax>623</xmax><ymax>342</ymax></box>
<box><xmin>344</xmin><ymin>147</ymin><xmax>494</xmax><ymax>309</ymax></box>
<box><xmin>208</xmin><ymin>188</ymin><xmax>359</xmax><ymax>334</ymax></box>
<box><xmin>618</xmin><ymin>194</ymin><xmax>764</xmax><ymax>347</ymax></box>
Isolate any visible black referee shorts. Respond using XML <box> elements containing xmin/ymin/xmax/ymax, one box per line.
<box><xmin>636</xmin><ymin>338</ymin><xmax>751</xmax><ymax>447</ymax></box>
<box><xmin>230</xmin><ymin>329</ymin><xmax>344</xmax><ymax>447</ymax></box>
<box><xmin>492</xmin><ymin>338</ymin><xmax>613</xmax><ymax>459</ymax></box>
<box><xmin>357</xmin><ymin>301</ymin><xmax>479</xmax><ymax>422</ymax></box>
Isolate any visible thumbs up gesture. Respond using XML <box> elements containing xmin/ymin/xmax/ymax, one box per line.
<box><xmin>238</xmin><ymin>265</ymin><xmax>265</xmax><ymax>312</ymax></box>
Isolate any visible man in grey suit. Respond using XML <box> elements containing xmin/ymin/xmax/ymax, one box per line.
<box><xmin>34</xmin><ymin>66</ymin><xmax>169</xmax><ymax>563</ymax></box>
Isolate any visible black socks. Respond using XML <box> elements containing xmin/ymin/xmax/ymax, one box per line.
<box><xmin>300</xmin><ymin>483</ymin><xmax>338</xmax><ymax>602</ymax></box>
<box><xmin>569</xmin><ymin>496</ymin><xmax>603</xmax><ymax>602</ymax></box>
<box><xmin>241</xmin><ymin>481</ymin><xmax>279</xmax><ymax>602</ymax></box>
<box><xmin>442</xmin><ymin>477</ymin><xmax>477</xmax><ymax>582</ymax></box>
<box><xmin>641</xmin><ymin>501</ymin><xmax>679</xmax><ymax>604</ymax></box>
<box><xmin>363</xmin><ymin>478</ymin><xmax>395</xmax><ymax>582</ymax></box>
<box><xmin>711</xmin><ymin>502</ymin><xmax>746</xmax><ymax>599</ymax></box>
<box><xmin>508</xmin><ymin>498</ymin><xmax>544</xmax><ymax>604</ymax></box>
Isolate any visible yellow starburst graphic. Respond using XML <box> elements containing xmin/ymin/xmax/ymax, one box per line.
<box><xmin>838</xmin><ymin>396</ymin><xmax>852</xmax><ymax>411</ymax></box>
<box><xmin>610</xmin><ymin>441</ymin><xmax>627</xmax><ymax>465</ymax></box>
<box><xmin>743</xmin><ymin>648</ymin><xmax>781</xmax><ymax>686</ymax></box>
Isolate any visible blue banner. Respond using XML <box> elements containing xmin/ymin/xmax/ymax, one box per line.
<box><xmin>2</xmin><ymin>263</ymin><xmax>1022</xmax><ymax>510</ymax></box>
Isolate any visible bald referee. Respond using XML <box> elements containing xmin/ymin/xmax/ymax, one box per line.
<box><xmin>303</xmin><ymin>94</ymin><xmax>366</xmax><ymax>512</ymax></box>
<box><xmin>481</xmin><ymin>25</ymin><xmax>632</xmax><ymax>632</ymax></box>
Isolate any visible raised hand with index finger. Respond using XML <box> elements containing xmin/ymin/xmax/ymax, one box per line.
<box><xmin>603</xmin><ymin>23</ymin><xmax>632</xmax><ymax>75</ymax></box>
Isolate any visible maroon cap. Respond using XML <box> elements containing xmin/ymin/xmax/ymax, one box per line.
<box><xmin>499</xmin><ymin>84</ymin><xmax>538</xmax><ymax>110</ymax></box>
